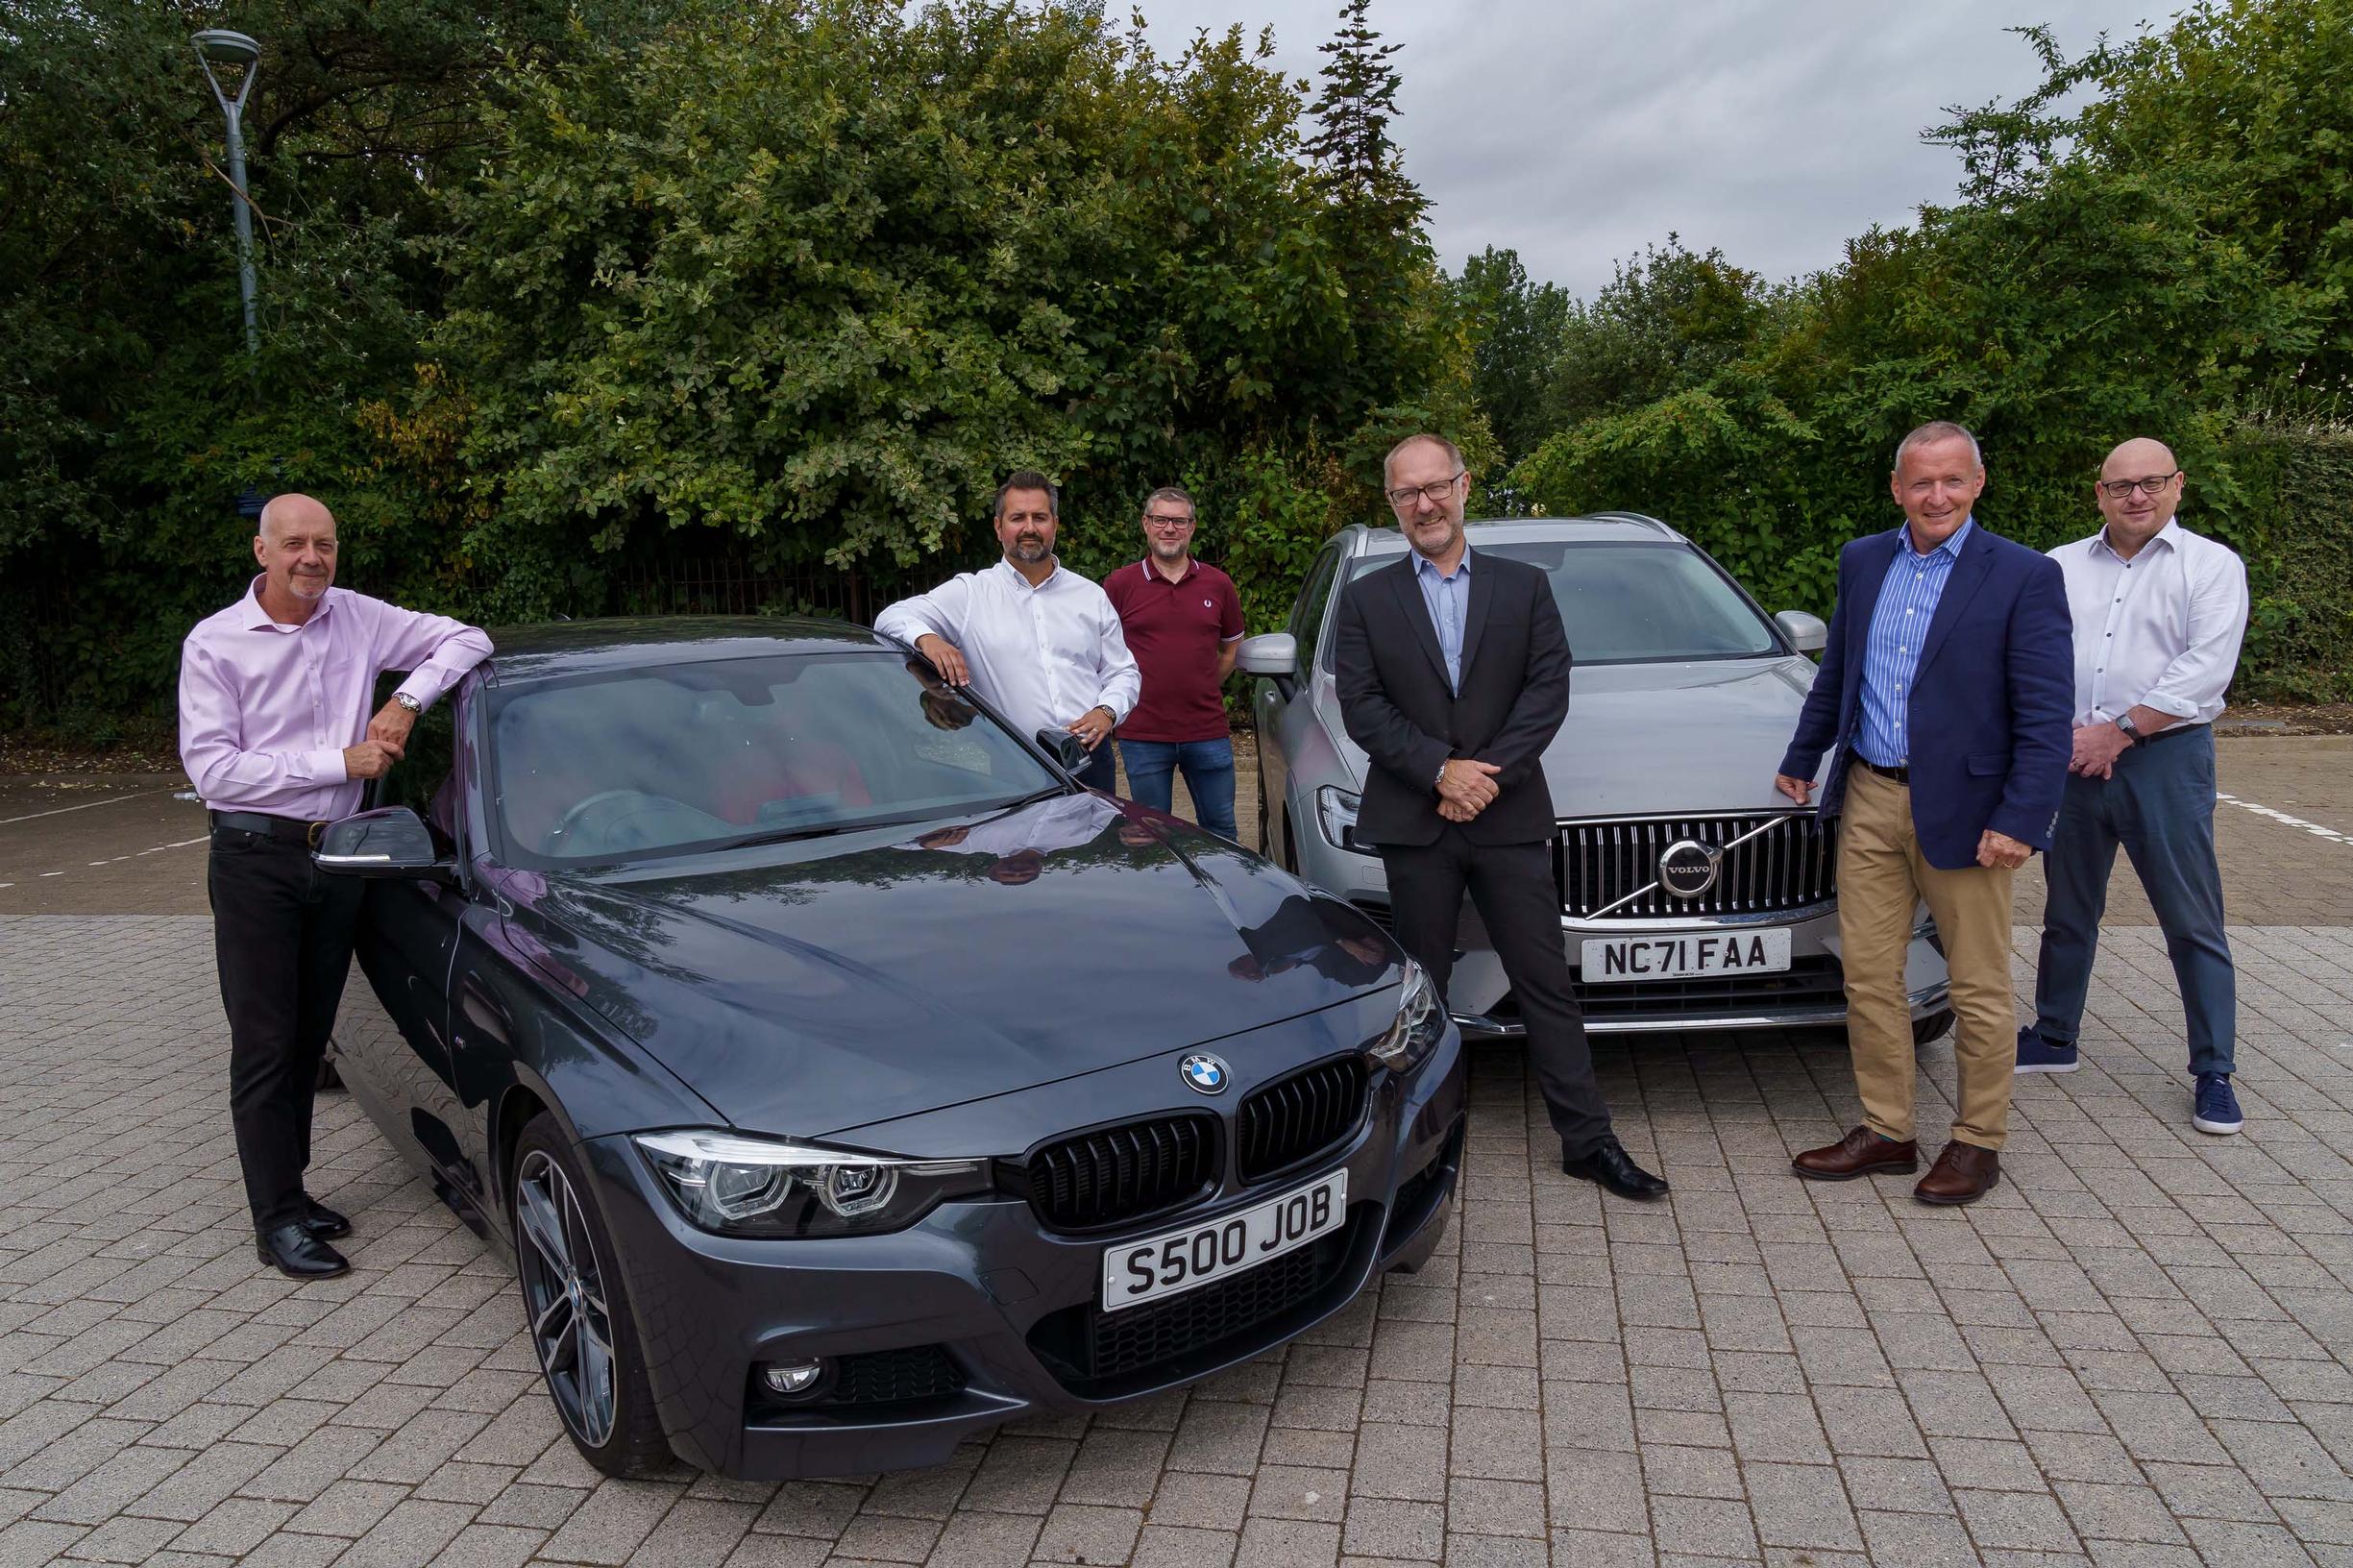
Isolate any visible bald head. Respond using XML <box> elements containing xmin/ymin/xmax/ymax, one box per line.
<box><xmin>252</xmin><ymin>493</ymin><xmax>339</xmax><ymax>614</ymax></box>
<box><xmin>2101</xmin><ymin>437</ymin><xmax>2177</xmax><ymax>479</ymax></box>
<box><xmin>2094</xmin><ymin>437</ymin><xmax>2184</xmax><ymax>551</ymax></box>
<box><xmin>257</xmin><ymin>492</ymin><xmax>333</xmax><ymax>544</ymax></box>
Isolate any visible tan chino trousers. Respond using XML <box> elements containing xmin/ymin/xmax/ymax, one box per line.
<box><xmin>1838</xmin><ymin>764</ymin><xmax>2020</xmax><ymax>1150</ymax></box>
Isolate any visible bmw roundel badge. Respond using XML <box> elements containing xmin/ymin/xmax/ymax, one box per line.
<box><xmin>1179</xmin><ymin>1053</ymin><xmax>1230</xmax><ymax>1095</ymax></box>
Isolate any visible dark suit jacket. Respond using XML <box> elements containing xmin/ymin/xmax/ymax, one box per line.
<box><xmin>1777</xmin><ymin>522</ymin><xmax>2074</xmax><ymax>870</ymax></box>
<box><xmin>1333</xmin><ymin>549</ymin><xmax>1570</xmax><ymax>847</ymax></box>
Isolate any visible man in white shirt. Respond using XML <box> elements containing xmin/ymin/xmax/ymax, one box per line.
<box><xmin>2018</xmin><ymin>437</ymin><xmax>2251</xmax><ymax>1136</ymax></box>
<box><xmin>875</xmin><ymin>471</ymin><xmax>1140</xmax><ymax>792</ymax></box>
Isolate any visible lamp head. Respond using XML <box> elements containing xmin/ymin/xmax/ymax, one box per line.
<box><xmin>191</xmin><ymin>30</ymin><xmax>261</xmax><ymax>66</ymax></box>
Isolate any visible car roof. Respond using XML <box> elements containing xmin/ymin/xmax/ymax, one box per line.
<box><xmin>478</xmin><ymin>616</ymin><xmax>895</xmax><ymax>687</ymax></box>
<box><xmin>1345</xmin><ymin>513</ymin><xmax>1686</xmax><ymax>557</ymax></box>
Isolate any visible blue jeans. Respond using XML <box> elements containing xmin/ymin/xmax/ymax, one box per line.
<box><xmin>1118</xmin><ymin>737</ymin><xmax>1238</xmax><ymax>841</ymax></box>
<box><xmin>2031</xmin><ymin>725</ymin><xmax>2235</xmax><ymax>1074</ymax></box>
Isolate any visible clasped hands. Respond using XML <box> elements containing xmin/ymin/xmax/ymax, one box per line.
<box><xmin>1436</xmin><ymin>757</ymin><xmax>1502</xmax><ymax>823</ymax></box>
<box><xmin>344</xmin><ymin>699</ymin><xmax>416</xmax><ymax>780</ymax></box>
<box><xmin>2068</xmin><ymin>722</ymin><xmax>2132</xmax><ymax>780</ymax></box>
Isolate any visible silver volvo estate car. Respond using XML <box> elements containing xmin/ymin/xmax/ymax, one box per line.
<box><xmin>1241</xmin><ymin>515</ymin><xmax>1954</xmax><ymax>1042</ymax></box>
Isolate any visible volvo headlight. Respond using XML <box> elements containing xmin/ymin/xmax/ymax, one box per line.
<box><xmin>1365</xmin><ymin>959</ymin><xmax>1446</xmax><ymax>1073</ymax></box>
<box><xmin>634</xmin><ymin>1131</ymin><xmax>991</xmax><ymax>1237</ymax></box>
<box><xmin>1318</xmin><ymin>787</ymin><xmax>1374</xmax><ymax>856</ymax></box>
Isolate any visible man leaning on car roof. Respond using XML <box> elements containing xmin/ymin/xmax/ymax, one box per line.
<box><xmin>1774</xmin><ymin>422</ymin><xmax>2072</xmax><ymax>1207</ymax></box>
<box><xmin>179</xmin><ymin>493</ymin><xmax>491</xmax><ymax>1280</ymax></box>
<box><xmin>875</xmin><ymin>471</ymin><xmax>1140</xmax><ymax>793</ymax></box>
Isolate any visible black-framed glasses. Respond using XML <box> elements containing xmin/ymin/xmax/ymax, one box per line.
<box><xmin>1142</xmin><ymin>512</ymin><xmax>1195</xmax><ymax>529</ymax></box>
<box><xmin>1384</xmin><ymin>472</ymin><xmax>1465</xmax><ymax>509</ymax></box>
<box><xmin>2097</xmin><ymin>472</ymin><xmax>2180</xmax><ymax>500</ymax></box>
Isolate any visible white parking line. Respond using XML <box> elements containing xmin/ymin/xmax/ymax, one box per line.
<box><xmin>2217</xmin><ymin>794</ymin><xmax>2353</xmax><ymax>846</ymax></box>
<box><xmin>0</xmin><ymin>789</ymin><xmax>170</xmax><ymax>826</ymax></box>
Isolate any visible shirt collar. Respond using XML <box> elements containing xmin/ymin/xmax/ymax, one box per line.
<box><xmin>2093</xmin><ymin>516</ymin><xmax>2180</xmax><ymax>560</ymax></box>
<box><xmin>994</xmin><ymin>557</ymin><xmax>1065</xmax><ymax>591</ymax></box>
<box><xmin>1140</xmin><ymin>555</ymin><xmax>1201</xmax><ymax>584</ymax></box>
<box><xmin>241</xmin><ymin>576</ymin><xmax>339</xmax><ymax>632</ymax></box>
<box><xmin>1411</xmin><ymin>545</ymin><xmax>1473</xmax><ymax>583</ymax></box>
<box><xmin>1900</xmin><ymin>517</ymin><xmax>1973</xmax><ymax>562</ymax></box>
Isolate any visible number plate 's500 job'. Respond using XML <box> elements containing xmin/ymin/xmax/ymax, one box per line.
<box><xmin>1102</xmin><ymin>1171</ymin><xmax>1347</xmax><ymax>1311</ymax></box>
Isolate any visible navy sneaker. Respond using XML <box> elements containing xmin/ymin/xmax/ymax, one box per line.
<box><xmin>2014</xmin><ymin>1026</ymin><xmax>2079</xmax><ymax>1074</ymax></box>
<box><xmin>2194</xmin><ymin>1073</ymin><xmax>2243</xmax><ymax>1136</ymax></box>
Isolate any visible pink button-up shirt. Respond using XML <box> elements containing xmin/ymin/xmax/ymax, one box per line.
<box><xmin>179</xmin><ymin>578</ymin><xmax>493</xmax><ymax>821</ymax></box>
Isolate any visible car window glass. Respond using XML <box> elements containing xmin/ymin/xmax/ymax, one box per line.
<box><xmin>1294</xmin><ymin>548</ymin><xmax>1342</xmax><ymax>680</ymax></box>
<box><xmin>486</xmin><ymin>650</ymin><xmax>1063</xmax><ymax>866</ymax></box>
<box><xmin>368</xmin><ymin>673</ymin><xmax>459</xmax><ymax>851</ymax></box>
<box><xmin>1345</xmin><ymin>541</ymin><xmax>1778</xmax><ymax>664</ymax></box>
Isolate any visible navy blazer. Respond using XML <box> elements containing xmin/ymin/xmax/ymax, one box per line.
<box><xmin>1777</xmin><ymin>522</ymin><xmax>2074</xmax><ymax>870</ymax></box>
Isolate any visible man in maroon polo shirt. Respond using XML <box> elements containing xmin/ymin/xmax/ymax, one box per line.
<box><xmin>1104</xmin><ymin>486</ymin><xmax>1245</xmax><ymax>840</ymax></box>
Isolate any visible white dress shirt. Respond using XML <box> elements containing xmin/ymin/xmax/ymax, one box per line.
<box><xmin>875</xmin><ymin>559</ymin><xmax>1141</xmax><ymax>743</ymax></box>
<box><xmin>2048</xmin><ymin>518</ymin><xmax>2248</xmax><ymax>728</ymax></box>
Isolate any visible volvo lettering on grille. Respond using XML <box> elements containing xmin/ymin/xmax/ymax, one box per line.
<box><xmin>1656</xmin><ymin>839</ymin><xmax>1725</xmax><ymax>899</ymax></box>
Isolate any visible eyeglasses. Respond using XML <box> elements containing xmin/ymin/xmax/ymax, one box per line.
<box><xmin>1142</xmin><ymin>513</ymin><xmax>1195</xmax><ymax>529</ymax></box>
<box><xmin>1384</xmin><ymin>472</ymin><xmax>1465</xmax><ymax>509</ymax></box>
<box><xmin>2097</xmin><ymin>472</ymin><xmax>2179</xmax><ymax>500</ymax></box>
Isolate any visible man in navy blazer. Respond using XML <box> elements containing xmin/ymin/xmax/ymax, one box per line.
<box><xmin>1773</xmin><ymin>422</ymin><xmax>2072</xmax><ymax>1205</ymax></box>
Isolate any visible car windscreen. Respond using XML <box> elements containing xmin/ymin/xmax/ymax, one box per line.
<box><xmin>486</xmin><ymin>649</ymin><xmax>1065</xmax><ymax>867</ymax></box>
<box><xmin>1347</xmin><ymin>540</ymin><xmax>1780</xmax><ymax>664</ymax></box>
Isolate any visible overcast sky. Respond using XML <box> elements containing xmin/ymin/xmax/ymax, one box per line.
<box><xmin>1124</xmin><ymin>0</ymin><xmax>2168</xmax><ymax>298</ymax></box>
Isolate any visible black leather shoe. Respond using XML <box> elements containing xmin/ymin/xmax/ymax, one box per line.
<box><xmin>299</xmin><ymin>1197</ymin><xmax>351</xmax><ymax>1241</ymax></box>
<box><xmin>1562</xmin><ymin>1136</ymin><xmax>1671</xmax><ymax>1199</ymax></box>
<box><xmin>257</xmin><ymin>1223</ymin><xmax>350</xmax><ymax>1280</ymax></box>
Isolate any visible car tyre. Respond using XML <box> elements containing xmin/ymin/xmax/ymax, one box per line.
<box><xmin>510</xmin><ymin>1113</ymin><xmax>669</xmax><ymax>1478</ymax></box>
<box><xmin>1911</xmin><ymin>1009</ymin><xmax>1954</xmax><ymax>1046</ymax></box>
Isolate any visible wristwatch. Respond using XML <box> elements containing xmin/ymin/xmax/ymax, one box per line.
<box><xmin>393</xmin><ymin>692</ymin><xmax>423</xmax><ymax>714</ymax></box>
<box><xmin>2114</xmin><ymin>711</ymin><xmax>2141</xmax><ymax>744</ymax></box>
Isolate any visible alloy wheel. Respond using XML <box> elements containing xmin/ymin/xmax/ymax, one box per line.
<box><xmin>515</xmin><ymin>1150</ymin><xmax>619</xmax><ymax>1448</ymax></box>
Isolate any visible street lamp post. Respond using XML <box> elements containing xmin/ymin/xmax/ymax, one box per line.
<box><xmin>191</xmin><ymin>30</ymin><xmax>262</xmax><ymax>358</ymax></box>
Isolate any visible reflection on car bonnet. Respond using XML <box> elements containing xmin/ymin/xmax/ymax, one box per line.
<box><xmin>905</xmin><ymin>793</ymin><xmax>1124</xmax><ymax>860</ymax></box>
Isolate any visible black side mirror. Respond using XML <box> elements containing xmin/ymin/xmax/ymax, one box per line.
<box><xmin>1036</xmin><ymin>727</ymin><xmax>1092</xmax><ymax>775</ymax></box>
<box><xmin>315</xmin><ymin>807</ymin><xmax>458</xmax><ymax>885</ymax></box>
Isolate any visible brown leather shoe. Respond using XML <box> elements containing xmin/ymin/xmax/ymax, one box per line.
<box><xmin>1791</xmin><ymin>1125</ymin><xmax>1920</xmax><ymax>1181</ymax></box>
<box><xmin>1914</xmin><ymin>1142</ymin><xmax>1999</xmax><ymax>1206</ymax></box>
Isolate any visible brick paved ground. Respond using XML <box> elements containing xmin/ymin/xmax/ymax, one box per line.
<box><xmin>5</xmin><ymin>906</ymin><xmax>2353</xmax><ymax>1567</ymax></box>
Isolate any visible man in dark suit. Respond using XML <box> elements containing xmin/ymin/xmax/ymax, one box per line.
<box><xmin>1774</xmin><ymin>421</ymin><xmax>2072</xmax><ymax>1205</ymax></box>
<box><xmin>1334</xmin><ymin>433</ymin><xmax>1667</xmax><ymax>1199</ymax></box>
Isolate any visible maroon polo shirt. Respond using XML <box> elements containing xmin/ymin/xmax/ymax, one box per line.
<box><xmin>1104</xmin><ymin>556</ymin><xmax>1245</xmax><ymax>742</ymax></box>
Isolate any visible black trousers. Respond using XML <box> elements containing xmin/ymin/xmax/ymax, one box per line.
<box><xmin>1382</xmin><ymin>827</ymin><xmax>1613</xmax><ymax>1157</ymax></box>
<box><xmin>208</xmin><ymin>829</ymin><xmax>364</xmax><ymax>1230</ymax></box>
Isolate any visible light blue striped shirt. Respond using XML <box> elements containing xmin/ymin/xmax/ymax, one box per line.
<box><xmin>1411</xmin><ymin>547</ymin><xmax>1471</xmax><ymax>694</ymax></box>
<box><xmin>1856</xmin><ymin>519</ymin><xmax>1973</xmax><ymax>768</ymax></box>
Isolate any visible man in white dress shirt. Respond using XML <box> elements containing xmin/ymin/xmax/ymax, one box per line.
<box><xmin>874</xmin><ymin>471</ymin><xmax>1140</xmax><ymax>792</ymax></box>
<box><xmin>2018</xmin><ymin>438</ymin><xmax>2251</xmax><ymax>1136</ymax></box>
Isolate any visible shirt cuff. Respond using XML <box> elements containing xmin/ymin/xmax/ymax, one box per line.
<box><xmin>393</xmin><ymin>675</ymin><xmax>437</xmax><ymax>710</ymax></box>
<box><xmin>2136</xmin><ymin>691</ymin><xmax>2202</xmax><ymax>720</ymax></box>
<box><xmin>306</xmin><ymin>747</ymin><xmax>350</xmax><ymax>784</ymax></box>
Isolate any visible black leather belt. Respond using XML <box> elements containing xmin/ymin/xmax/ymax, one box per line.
<box><xmin>208</xmin><ymin>810</ymin><xmax>331</xmax><ymax>847</ymax></box>
<box><xmin>1855</xmin><ymin>757</ymin><xmax>1910</xmax><ymax>785</ymax></box>
<box><xmin>2137</xmin><ymin>722</ymin><xmax>2209</xmax><ymax>747</ymax></box>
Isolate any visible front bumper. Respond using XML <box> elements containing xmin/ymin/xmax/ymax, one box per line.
<box><xmin>581</xmin><ymin>1024</ymin><xmax>1464</xmax><ymax>1481</ymax></box>
<box><xmin>1341</xmin><ymin>897</ymin><xmax>1949</xmax><ymax>1039</ymax></box>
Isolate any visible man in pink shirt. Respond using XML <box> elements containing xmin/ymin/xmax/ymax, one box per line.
<box><xmin>179</xmin><ymin>493</ymin><xmax>490</xmax><ymax>1279</ymax></box>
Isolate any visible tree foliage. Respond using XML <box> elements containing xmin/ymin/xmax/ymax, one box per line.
<box><xmin>1481</xmin><ymin>0</ymin><xmax>2353</xmax><ymax>698</ymax></box>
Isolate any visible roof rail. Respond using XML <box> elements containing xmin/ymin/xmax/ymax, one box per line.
<box><xmin>1578</xmin><ymin>510</ymin><xmax>1677</xmax><ymax>535</ymax></box>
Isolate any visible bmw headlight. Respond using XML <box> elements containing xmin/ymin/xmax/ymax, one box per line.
<box><xmin>633</xmin><ymin>1131</ymin><xmax>991</xmax><ymax>1237</ymax></box>
<box><xmin>1365</xmin><ymin>958</ymin><xmax>1446</xmax><ymax>1073</ymax></box>
<box><xmin>1318</xmin><ymin>787</ymin><xmax>1374</xmax><ymax>856</ymax></box>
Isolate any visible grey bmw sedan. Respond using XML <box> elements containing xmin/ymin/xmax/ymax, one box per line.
<box><xmin>1243</xmin><ymin>516</ymin><xmax>1953</xmax><ymax>1041</ymax></box>
<box><xmin>312</xmin><ymin>619</ymin><xmax>1462</xmax><ymax>1480</ymax></box>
